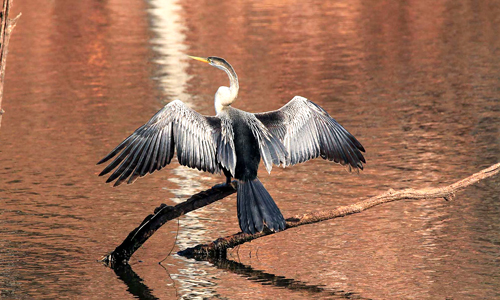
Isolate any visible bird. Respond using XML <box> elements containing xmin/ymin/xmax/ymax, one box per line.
<box><xmin>97</xmin><ymin>56</ymin><xmax>365</xmax><ymax>235</ymax></box>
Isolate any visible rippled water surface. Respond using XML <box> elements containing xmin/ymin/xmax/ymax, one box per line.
<box><xmin>1</xmin><ymin>0</ymin><xmax>499</xmax><ymax>299</ymax></box>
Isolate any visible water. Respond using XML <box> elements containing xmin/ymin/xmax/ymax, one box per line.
<box><xmin>0</xmin><ymin>0</ymin><xmax>499</xmax><ymax>299</ymax></box>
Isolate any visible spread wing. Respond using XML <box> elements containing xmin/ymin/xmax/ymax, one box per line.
<box><xmin>255</xmin><ymin>96</ymin><xmax>365</xmax><ymax>170</ymax></box>
<box><xmin>97</xmin><ymin>100</ymin><xmax>221</xmax><ymax>186</ymax></box>
<box><xmin>245</xmin><ymin>113</ymin><xmax>287</xmax><ymax>174</ymax></box>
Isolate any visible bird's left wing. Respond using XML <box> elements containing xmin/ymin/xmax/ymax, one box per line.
<box><xmin>97</xmin><ymin>100</ymin><xmax>221</xmax><ymax>186</ymax></box>
<box><xmin>255</xmin><ymin>96</ymin><xmax>365</xmax><ymax>170</ymax></box>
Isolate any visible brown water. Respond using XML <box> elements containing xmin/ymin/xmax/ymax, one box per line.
<box><xmin>1</xmin><ymin>0</ymin><xmax>499</xmax><ymax>299</ymax></box>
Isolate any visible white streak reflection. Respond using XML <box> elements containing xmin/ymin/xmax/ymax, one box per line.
<box><xmin>148</xmin><ymin>0</ymin><xmax>222</xmax><ymax>298</ymax></box>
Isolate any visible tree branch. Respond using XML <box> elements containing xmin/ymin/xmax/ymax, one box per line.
<box><xmin>102</xmin><ymin>182</ymin><xmax>236</xmax><ymax>267</ymax></box>
<box><xmin>0</xmin><ymin>0</ymin><xmax>21</xmax><ymax>129</ymax></box>
<box><xmin>178</xmin><ymin>162</ymin><xmax>500</xmax><ymax>260</ymax></box>
<box><xmin>102</xmin><ymin>162</ymin><xmax>499</xmax><ymax>266</ymax></box>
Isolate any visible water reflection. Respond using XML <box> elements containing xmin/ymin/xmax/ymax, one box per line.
<box><xmin>167</xmin><ymin>169</ymin><xmax>222</xmax><ymax>299</ymax></box>
<box><xmin>210</xmin><ymin>257</ymin><xmax>368</xmax><ymax>300</ymax></box>
<box><xmin>147</xmin><ymin>1</ymin><xmax>228</xmax><ymax>298</ymax></box>
<box><xmin>113</xmin><ymin>264</ymin><xmax>159</xmax><ymax>300</ymax></box>
<box><xmin>114</xmin><ymin>255</ymin><xmax>369</xmax><ymax>300</ymax></box>
<box><xmin>0</xmin><ymin>0</ymin><xmax>499</xmax><ymax>298</ymax></box>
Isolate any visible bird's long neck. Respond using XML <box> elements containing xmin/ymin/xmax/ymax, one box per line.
<box><xmin>215</xmin><ymin>65</ymin><xmax>239</xmax><ymax>114</ymax></box>
<box><xmin>225</xmin><ymin>66</ymin><xmax>239</xmax><ymax>101</ymax></box>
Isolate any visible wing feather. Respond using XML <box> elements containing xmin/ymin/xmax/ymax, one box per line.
<box><xmin>158</xmin><ymin>127</ymin><xmax>168</xmax><ymax>169</ymax></box>
<box><xmin>106</xmin><ymin>138</ymin><xmax>145</xmax><ymax>184</ymax></box>
<box><xmin>149</xmin><ymin>130</ymin><xmax>162</xmax><ymax>173</ymax></box>
<box><xmin>255</xmin><ymin>96</ymin><xmax>365</xmax><ymax>170</ymax></box>
<box><xmin>240</xmin><ymin>112</ymin><xmax>287</xmax><ymax>173</ymax></box>
<box><xmin>217</xmin><ymin>116</ymin><xmax>237</xmax><ymax>176</ymax></box>
<box><xmin>98</xmin><ymin>100</ymin><xmax>221</xmax><ymax>186</ymax></box>
<box><xmin>129</xmin><ymin>135</ymin><xmax>155</xmax><ymax>183</ymax></box>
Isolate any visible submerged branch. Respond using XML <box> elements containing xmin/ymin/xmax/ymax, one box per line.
<box><xmin>178</xmin><ymin>162</ymin><xmax>500</xmax><ymax>259</ymax></box>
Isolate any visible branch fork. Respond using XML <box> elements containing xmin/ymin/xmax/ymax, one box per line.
<box><xmin>103</xmin><ymin>162</ymin><xmax>500</xmax><ymax>265</ymax></box>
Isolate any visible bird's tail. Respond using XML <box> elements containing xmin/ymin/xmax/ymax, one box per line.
<box><xmin>237</xmin><ymin>178</ymin><xmax>286</xmax><ymax>234</ymax></box>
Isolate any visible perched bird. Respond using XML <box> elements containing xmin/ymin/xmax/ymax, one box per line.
<box><xmin>97</xmin><ymin>56</ymin><xmax>365</xmax><ymax>234</ymax></box>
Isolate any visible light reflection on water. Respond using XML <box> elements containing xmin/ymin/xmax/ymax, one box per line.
<box><xmin>148</xmin><ymin>1</ymin><xmax>229</xmax><ymax>298</ymax></box>
<box><xmin>0</xmin><ymin>0</ymin><xmax>499</xmax><ymax>299</ymax></box>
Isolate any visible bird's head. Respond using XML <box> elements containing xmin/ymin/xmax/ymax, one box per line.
<box><xmin>189</xmin><ymin>56</ymin><xmax>236</xmax><ymax>77</ymax></box>
<box><xmin>189</xmin><ymin>55</ymin><xmax>239</xmax><ymax>113</ymax></box>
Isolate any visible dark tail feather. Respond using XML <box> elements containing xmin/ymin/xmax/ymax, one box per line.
<box><xmin>237</xmin><ymin>178</ymin><xmax>286</xmax><ymax>234</ymax></box>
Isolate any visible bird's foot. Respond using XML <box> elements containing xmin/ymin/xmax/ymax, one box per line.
<box><xmin>213</xmin><ymin>180</ymin><xmax>238</xmax><ymax>189</ymax></box>
<box><xmin>213</xmin><ymin>183</ymin><xmax>229</xmax><ymax>189</ymax></box>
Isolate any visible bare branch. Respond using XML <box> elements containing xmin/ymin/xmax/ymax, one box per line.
<box><xmin>102</xmin><ymin>163</ymin><xmax>499</xmax><ymax>266</ymax></box>
<box><xmin>101</xmin><ymin>182</ymin><xmax>236</xmax><ymax>267</ymax></box>
<box><xmin>178</xmin><ymin>162</ymin><xmax>500</xmax><ymax>259</ymax></box>
<box><xmin>0</xmin><ymin>0</ymin><xmax>21</xmax><ymax>129</ymax></box>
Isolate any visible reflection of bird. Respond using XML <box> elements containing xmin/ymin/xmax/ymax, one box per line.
<box><xmin>98</xmin><ymin>56</ymin><xmax>365</xmax><ymax>234</ymax></box>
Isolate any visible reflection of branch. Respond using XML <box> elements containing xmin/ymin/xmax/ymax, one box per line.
<box><xmin>112</xmin><ymin>264</ymin><xmax>159</xmax><ymax>300</ymax></box>
<box><xmin>111</xmin><ymin>255</ymin><xmax>367</xmax><ymax>299</ymax></box>
<box><xmin>102</xmin><ymin>183</ymin><xmax>236</xmax><ymax>267</ymax></box>
<box><xmin>210</xmin><ymin>258</ymin><xmax>368</xmax><ymax>299</ymax></box>
<box><xmin>179</xmin><ymin>163</ymin><xmax>500</xmax><ymax>259</ymax></box>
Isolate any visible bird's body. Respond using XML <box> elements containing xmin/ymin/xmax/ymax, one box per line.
<box><xmin>98</xmin><ymin>56</ymin><xmax>365</xmax><ymax>234</ymax></box>
<box><xmin>226</xmin><ymin>108</ymin><xmax>261</xmax><ymax>181</ymax></box>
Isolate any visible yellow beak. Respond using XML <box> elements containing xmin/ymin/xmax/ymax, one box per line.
<box><xmin>188</xmin><ymin>55</ymin><xmax>209</xmax><ymax>63</ymax></box>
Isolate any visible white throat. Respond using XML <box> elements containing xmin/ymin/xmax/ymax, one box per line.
<box><xmin>214</xmin><ymin>85</ymin><xmax>238</xmax><ymax>114</ymax></box>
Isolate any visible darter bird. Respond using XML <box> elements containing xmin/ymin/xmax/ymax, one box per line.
<box><xmin>97</xmin><ymin>56</ymin><xmax>365</xmax><ymax>234</ymax></box>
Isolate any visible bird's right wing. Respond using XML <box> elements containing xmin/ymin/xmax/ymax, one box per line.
<box><xmin>97</xmin><ymin>100</ymin><xmax>221</xmax><ymax>186</ymax></box>
<box><xmin>255</xmin><ymin>96</ymin><xmax>365</xmax><ymax>170</ymax></box>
